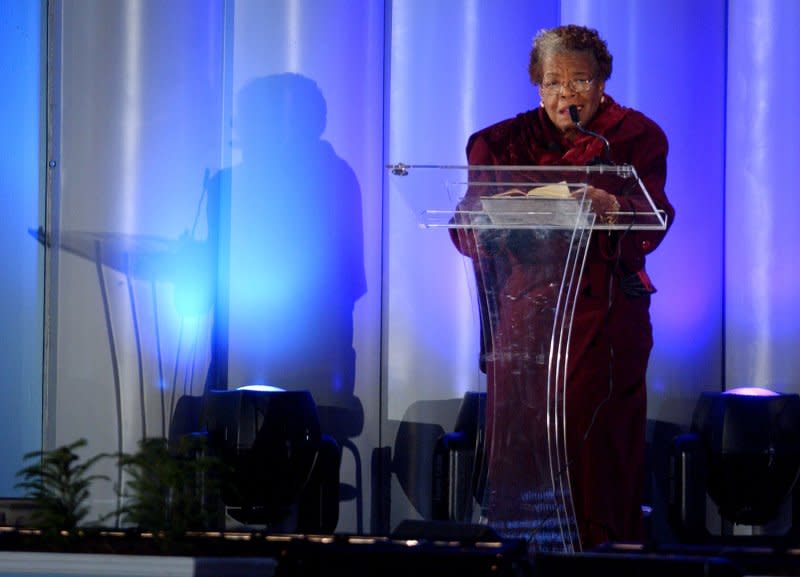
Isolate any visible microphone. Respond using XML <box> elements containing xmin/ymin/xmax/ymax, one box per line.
<box><xmin>568</xmin><ymin>105</ymin><xmax>612</xmax><ymax>165</ymax></box>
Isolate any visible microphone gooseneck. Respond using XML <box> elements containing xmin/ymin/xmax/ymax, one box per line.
<box><xmin>568</xmin><ymin>105</ymin><xmax>613</xmax><ymax>165</ymax></box>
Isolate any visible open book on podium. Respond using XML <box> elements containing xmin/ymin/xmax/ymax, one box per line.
<box><xmin>388</xmin><ymin>163</ymin><xmax>667</xmax><ymax>556</ymax></box>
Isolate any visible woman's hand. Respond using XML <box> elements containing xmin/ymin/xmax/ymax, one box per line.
<box><xmin>572</xmin><ymin>185</ymin><xmax>620</xmax><ymax>223</ymax></box>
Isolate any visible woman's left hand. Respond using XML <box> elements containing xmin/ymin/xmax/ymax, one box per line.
<box><xmin>572</xmin><ymin>185</ymin><xmax>620</xmax><ymax>223</ymax></box>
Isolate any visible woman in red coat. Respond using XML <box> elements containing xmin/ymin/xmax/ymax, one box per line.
<box><xmin>451</xmin><ymin>25</ymin><xmax>675</xmax><ymax>549</ymax></box>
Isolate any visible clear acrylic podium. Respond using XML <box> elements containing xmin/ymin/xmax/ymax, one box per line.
<box><xmin>388</xmin><ymin>163</ymin><xmax>668</xmax><ymax>554</ymax></box>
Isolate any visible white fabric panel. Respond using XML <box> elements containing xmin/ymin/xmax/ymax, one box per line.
<box><xmin>562</xmin><ymin>0</ymin><xmax>728</xmax><ymax>423</ymax></box>
<box><xmin>225</xmin><ymin>0</ymin><xmax>384</xmax><ymax>533</ymax></box>
<box><xmin>383</xmin><ymin>0</ymin><xmax>558</xmax><ymax>526</ymax></box>
<box><xmin>48</xmin><ymin>0</ymin><xmax>385</xmax><ymax>533</ymax></box>
<box><xmin>385</xmin><ymin>0</ymin><xmax>557</xmax><ymax>419</ymax></box>
<box><xmin>725</xmin><ymin>0</ymin><xmax>800</xmax><ymax>391</ymax></box>
<box><xmin>49</xmin><ymin>0</ymin><xmax>227</xmax><ymax>519</ymax></box>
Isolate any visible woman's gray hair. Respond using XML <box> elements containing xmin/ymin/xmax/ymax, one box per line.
<box><xmin>528</xmin><ymin>25</ymin><xmax>613</xmax><ymax>85</ymax></box>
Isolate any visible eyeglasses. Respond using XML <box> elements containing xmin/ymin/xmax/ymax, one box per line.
<box><xmin>540</xmin><ymin>78</ymin><xmax>595</xmax><ymax>95</ymax></box>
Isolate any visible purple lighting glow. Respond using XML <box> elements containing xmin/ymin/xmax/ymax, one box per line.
<box><xmin>723</xmin><ymin>387</ymin><xmax>780</xmax><ymax>397</ymax></box>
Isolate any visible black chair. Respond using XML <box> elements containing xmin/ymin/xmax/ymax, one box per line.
<box><xmin>431</xmin><ymin>391</ymin><xmax>487</xmax><ymax>522</ymax></box>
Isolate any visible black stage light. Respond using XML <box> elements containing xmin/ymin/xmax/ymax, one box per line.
<box><xmin>672</xmin><ymin>387</ymin><xmax>800</xmax><ymax>538</ymax></box>
<box><xmin>202</xmin><ymin>386</ymin><xmax>339</xmax><ymax>531</ymax></box>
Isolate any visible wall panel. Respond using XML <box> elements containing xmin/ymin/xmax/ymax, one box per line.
<box><xmin>562</xmin><ymin>0</ymin><xmax>728</xmax><ymax>423</ymax></box>
<box><xmin>384</xmin><ymin>0</ymin><xmax>559</xmax><ymax>526</ymax></box>
<box><xmin>725</xmin><ymin>0</ymin><xmax>800</xmax><ymax>392</ymax></box>
<box><xmin>0</xmin><ymin>0</ymin><xmax>44</xmax><ymax>496</ymax></box>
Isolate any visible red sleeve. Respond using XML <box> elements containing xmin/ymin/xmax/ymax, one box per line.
<box><xmin>610</xmin><ymin>115</ymin><xmax>675</xmax><ymax>273</ymax></box>
<box><xmin>450</xmin><ymin>133</ymin><xmax>495</xmax><ymax>257</ymax></box>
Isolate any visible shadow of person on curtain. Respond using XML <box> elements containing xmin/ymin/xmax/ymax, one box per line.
<box><xmin>200</xmin><ymin>73</ymin><xmax>367</xmax><ymax>528</ymax></box>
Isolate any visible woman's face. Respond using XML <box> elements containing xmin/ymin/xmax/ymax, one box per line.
<box><xmin>538</xmin><ymin>51</ymin><xmax>605</xmax><ymax>135</ymax></box>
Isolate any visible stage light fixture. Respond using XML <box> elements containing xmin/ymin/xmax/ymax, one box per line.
<box><xmin>671</xmin><ymin>387</ymin><xmax>800</xmax><ymax>539</ymax></box>
<box><xmin>201</xmin><ymin>387</ymin><xmax>340</xmax><ymax>532</ymax></box>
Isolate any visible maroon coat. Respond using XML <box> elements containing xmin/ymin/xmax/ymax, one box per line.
<box><xmin>452</xmin><ymin>96</ymin><xmax>675</xmax><ymax>547</ymax></box>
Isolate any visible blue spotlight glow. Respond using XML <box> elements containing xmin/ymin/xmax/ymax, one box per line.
<box><xmin>220</xmin><ymin>73</ymin><xmax>366</xmax><ymax>401</ymax></box>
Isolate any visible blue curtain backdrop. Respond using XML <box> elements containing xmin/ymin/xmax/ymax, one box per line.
<box><xmin>2</xmin><ymin>0</ymin><xmax>800</xmax><ymax>524</ymax></box>
<box><xmin>0</xmin><ymin>0</ymin><xmax>43</xmax><ymax>496</ymax></box>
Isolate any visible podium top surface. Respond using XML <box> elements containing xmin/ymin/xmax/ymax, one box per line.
<box><xmin>387</xmin><ymin>163</ymin><xmax>669</xmax><ymax>231</ymax></box>
<box><xmin>30</xmin><ymin>228</ymin><xmax>208</xmax><ymax>281</ymax></box>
